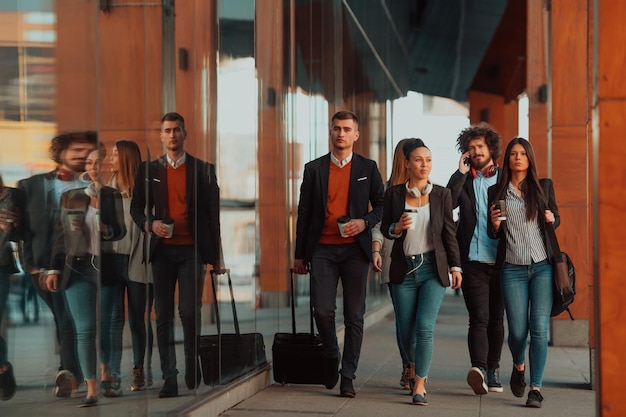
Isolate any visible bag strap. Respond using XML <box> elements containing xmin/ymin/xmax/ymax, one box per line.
<box><xmin>545</xmin><ymin>223</ymin><xmax>562</xmax><ymax>262</ymax></box>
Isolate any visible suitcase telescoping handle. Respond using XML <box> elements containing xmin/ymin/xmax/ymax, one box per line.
<box><xmin>289</xmin><ymin>268</ymin><xmax>315</xmax><ymax>336</ymax></box>
<box><xmin>210</xmin><ymin>268</ymin><xmax>240</xmax><ymax>335</ymax></box>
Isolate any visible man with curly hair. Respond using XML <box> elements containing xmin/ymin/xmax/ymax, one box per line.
<box><xmin>447</xmin><ymin>123</ymin><xmax>505</xmax><ymax>395</ymax></box>
<box><xmin>18</xmin><ymin>131</ymin><xmax>97</xmax><ymax>397</ymax></box>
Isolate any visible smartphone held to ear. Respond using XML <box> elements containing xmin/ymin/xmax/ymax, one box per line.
<box><xmin>463</xmin><ymin>157</ymin><xmax>470</xmax><ymax>166</ymax></box>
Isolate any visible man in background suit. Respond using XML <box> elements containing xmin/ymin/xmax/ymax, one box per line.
<box><xmin>293</xmin><ymin>111</ymin><xmax>384</xmax><ymax>398</ymax></box>
<box><xmin>130</xmin><ymin>112</ymin><xmax>221</xmax><ymax>398</ymax></box>
<box><xmin>18</xmin><ymin>131</ymin><xmax>97</xmax><ymax>397</ymax></box>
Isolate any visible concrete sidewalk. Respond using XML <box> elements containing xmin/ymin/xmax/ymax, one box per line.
<box><xmin>220</xmin><ymin>292</ymin><xmax>594</xmax><ymax>417</ymax></box>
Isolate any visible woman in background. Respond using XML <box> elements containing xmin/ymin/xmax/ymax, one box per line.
<box><xmin>371</xmin><ymin>138</ymin><xmax>414</xmax><ymax>390</ymax></box>
<box><xmin>108</xmin><ymin>140</ymin><xmax>154</xmax><ymax>392</ymax></box>
<box><xmin>488</xmin><ymin>137</ymin><xmax>559</xmax><ymax>408</ymax></box>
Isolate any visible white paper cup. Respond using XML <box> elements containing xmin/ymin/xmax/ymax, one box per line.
<box><xmin>67</xmin><ymin>211</ymin><xmax>85</xmax><ymax>231</ymax></box>
<box><xmin>337</xmin><ymin>216</ymin><xmax>351</xmax><ymax>238</ymax></box>
<box><xmin>405</xmin><ymin>210</ymin><xmax>418</xmax><ymax>230</ymax></box>
<box><xmin>163</xmin><ymin>222</ymin><xmax>174</xmax><ymax>238</ymax></box>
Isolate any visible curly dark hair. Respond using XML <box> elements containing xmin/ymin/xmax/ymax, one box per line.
<box><xmin>49</xmin><ymin>131</ymin><xmax>98</xmax><ymax>164</ymax></box>
<box><xmin>455</xmin><ymin>122</ymin><xmax>502</xmax><ymax>161</ymax></box>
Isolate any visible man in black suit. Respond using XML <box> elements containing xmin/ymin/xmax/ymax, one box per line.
<box><xmin>293</xmin><ymin>111</ymin><xmax>384</xmax><ymax>398</ymax></box>
<box><xmin>18</xmin><ymin>131</ymin><xmax>97</xmax><ymax>397</ymax></box>
<box><xmin>447</xmin><ymin>123</ymin><xmax>505</xmax><ymax>395</ymax></box>
<box><xmin>130</xmin><ymin>112</ymin><xmax>221</xmax><ymax>398</ymax></box>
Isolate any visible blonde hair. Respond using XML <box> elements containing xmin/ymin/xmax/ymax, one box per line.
<box><xmin>388</xmin><ymin>138</ymin><xmax>411</xmax><ymax>186</ymax></box>
<box><xmin>112</xmin><ymin>140</ymin><xmax>142</xmax><ymax>197</ymax></box>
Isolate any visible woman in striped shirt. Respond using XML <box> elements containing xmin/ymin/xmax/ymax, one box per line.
<box><xmin>487</xmin><ymin>137</ymin><xmax>559</xmax><ymax>409</ymax></box>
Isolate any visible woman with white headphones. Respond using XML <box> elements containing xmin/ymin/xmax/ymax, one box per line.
<box><xmin>381</xmin><ymin>138</ymin><xmax>462</xmax><ymax>406</ymax></box>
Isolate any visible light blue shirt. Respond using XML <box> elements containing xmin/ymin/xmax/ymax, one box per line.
<box><xmin>468</xmin><ymin>171</ymin><xmax>498</xmax><ymax>263</ymax></box>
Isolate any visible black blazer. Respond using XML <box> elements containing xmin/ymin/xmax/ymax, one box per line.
<box><xmin>447</xmin><ymin>168</ymin><xmax>501</xmax><ymax>261</ymax></box>
<box><xmin>0</xmin><ymin>187</ymin><xmax>25</xmax><ymax>271</ymax></box>
<box><xmin>49</xmin><ymin>185</ymin><xmax>126</xmax><ymax>287</ymax></box>
<box><xmin>487</xmin><ymin>178</ymin><xmax>560</xmax><ymax>269</ymax></box>
<box><xmin>130</xmin><ymin>154</ymin><xmax>221</xmax><ymax>266</ymax></box>
<box><xmin>18</xmin><ymin>171</ymin><xmax>65</xmax><ymax>272</ymax></box>
<box><xmin>294</xmin><ymin>153</ymin><xmax>384</xmax><ymax>263</ymax></box>
<box><xmin>381</xmin><ymin>183</ymin><xmax>461</xmax><ymax>287</ymax></box>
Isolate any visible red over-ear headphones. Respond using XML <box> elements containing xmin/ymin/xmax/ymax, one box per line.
<box><xmin>471</xmin><ymin>164</ymin><xmax>498</xmax><ymax>178</ymax></box>
<box><xmin>56</xmin><ymin>169</ymin><xmax>73</xmax><ymax>181</ymax></box>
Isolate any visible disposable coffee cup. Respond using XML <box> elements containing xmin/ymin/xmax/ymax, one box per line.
<box><xmin>163</xmin><ymin>217</ymin><xmax>174</xmax><ymax>238</ymax></box>
<box><xmin>67</xmin><ymin>211</ymin><xmax>85</xmax><ymax>231</ymax></box>
<box><xmin>405</xmin><ymin>210</ymin><xmax>418</xmax><ymax>230</ymax></box>
<box><xmin>495</xmin><ymin>200</ymin><xmax>507</xmax><ymax>221</ymax></box>
<box><xmin>337</xmin><ymin>215</ymin><xmax>351</xmax><ymax>238</ymax></box>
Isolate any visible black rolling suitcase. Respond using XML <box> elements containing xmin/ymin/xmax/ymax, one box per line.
<box><xmin>199</xmin><ymin>269</ymin><xmax>267</xmax><ymax>385</ymax></box>
<box><xmin>272</xmin><ymin>269</ymin><xmax>325</xmax><ymax>385</ymax></box>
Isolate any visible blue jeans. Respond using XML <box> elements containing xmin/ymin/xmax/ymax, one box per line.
<box><xmin>64</xmin><ymin>257</ymin><xmax>98</xmax><ymax>380</ymax></box>
<box><xmin>100</xmin><ymin>254</ymin><xmax>125</xmax><ymax>376</ymax></box>
<box><xmin>390</xmin><ymin>253</ymin><xmax>446</xmax><ymax>378</ymax></box>
<box><xmin>501</xmin><ymin>260</ymin><xmax>553</xmax><ymax>388</ymax></box>
<box><xmin>152</xmin><ymin>244</ymin><xmax>203</xmax><ymax>380</ymax></box>
<box><xmin>0</xmin><ymin>268</ymin><xmax>10</xmax><ymax>365</ymax></box>
<box><xmin>310</xmin><ymin>243</ymin><xmax>369</xmax><ymax>380</ymax></box>
<box><xmin>387</xmin><ymin>283</ymin><xmax>415</xmax><ymax>364</ymax></box>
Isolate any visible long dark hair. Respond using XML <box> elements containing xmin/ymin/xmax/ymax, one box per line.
<box><xmin>493</xmin><ymin>137</ymin><xmax>546</xmax><ymax>221</ymax></box>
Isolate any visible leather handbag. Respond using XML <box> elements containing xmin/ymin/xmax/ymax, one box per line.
<box><xmin>545</xmin><ymin>224</ymin><xmax>576</xmax><ymax>319</ymax></box>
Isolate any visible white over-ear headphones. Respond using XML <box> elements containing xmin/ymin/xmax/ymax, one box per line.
<box><xmin>406</xmin><ymin>180</ymin><xmax>433</xmax><ymax>197</ymax></box>
<box><xmin>84</xmin><ymin>182</ymin><xmax>98</xmax><ymax>198</ymax></box>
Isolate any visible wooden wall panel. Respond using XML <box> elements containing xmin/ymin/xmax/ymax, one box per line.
<box><xmin>55</xmin><ymin>0</ymin><xmax>98</xmax><ymax>130</ymax></box>
<box><xmin>551</xmin><ymin>0</ymin><xmax>588</xmax><ymax>126</ymax></box>
<box><xmin>257</xmin><ymin>0</ymin><xmax>289</xmax><ymax>304</ymax></box>
<box><xmin>97</xmin><ymin>7</ymin><xmax>162</xmax><ymax>131</ymax></box>
<box><xmin>596</xmin><ymin>1</ymin><xmax>626</xmax><ymax>415</ymax></box>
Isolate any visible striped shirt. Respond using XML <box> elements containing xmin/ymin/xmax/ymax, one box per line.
<box><xmin>503</xmin><ymin>183</ymin><xmax>548</xmax><ymax>265</ymax></box>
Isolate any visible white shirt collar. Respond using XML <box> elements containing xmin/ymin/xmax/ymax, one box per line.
<box><xmin>167</xmin><ymin>152</ymin><xmax>186</xmax><ymax>169</ymax></box>
<box><xmin>330</xmin><ymin>152</ymin><xmax>353</xmax><ymax>168</ymax></box>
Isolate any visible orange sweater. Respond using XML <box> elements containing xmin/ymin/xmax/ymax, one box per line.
<box><xmin>319</xmin><ymin>161</ymin><xmax>356</xmax><ymax>245</ymax></box>
<box><xmin>164</xmin><ymin>163</ymin><xmax>193</xmax><ymax>245</ymax></box>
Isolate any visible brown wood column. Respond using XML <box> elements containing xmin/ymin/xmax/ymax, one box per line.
<box><xmin>174</xmin><ymin>0</ymin><xmax>218</xmax><ymax>163</ymax></box>
<box><xmin>549</xmin><ymin>0</ymin><xmax>590</xmax><ymax>347</ymax></box>
<box><xmin>467</xmin><ymin>90</ymin><xmax>518</xmax><ymax>163</ymax></box>
<box><xmin>257</xmin><ymin>1</ymin><xmax>290</xmax><ymax>308</ymax></box>
<box><xmin>595</xmin><ymin>1</ymin><xmax>626</xmax><ymax>415</ymax></box>
<box><xmin>526</xmin><ymin>0</ymin><xmax>549</xmax><ymax>176</ymax></box>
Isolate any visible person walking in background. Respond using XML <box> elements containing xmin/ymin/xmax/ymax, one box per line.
<box><xmin>130</xmin><ymin>112</ymin><xmax>221</xmax><ymax>398</ymax></box>
<box><xmin>371</xmin><ymin>138</ymin><xmax>415</xmax><ymax>390</ymax></box>
<box><xmin>45</xmin><ymin>146</ymin><xmax>126</xmax><ymax>407</ymax></box>
<box><xmin>0</xmin><ymin>174</ymin><xmax>25</xmax><ymax>400</ymax></box>
<box><xmin>447</xmin><ymin>123</ymin><xmax>505</xmax><ymax>395</ymax></box>
<box><xmin>17</xmin><ymin>131</ymin><xmax>97</xmax><ymax>397</ymax></box>
<box><xmin>107</xmin><ymin>140</ymin><xmax>154</xmax><ymax>393</ymax></box>
<box><xmin>294</xmin><ymin>110</ymin><xmax>384</xmax><ymax>398</ymax></box>
<box><xmin>488</xmin><ymin>137</ymin><xmax>559</xmax><ymax>408</ymax></box>
<box><xmin>381</xmin><ymin>138</ymin><xmax>462</xmax><ymax>406</ymax></box>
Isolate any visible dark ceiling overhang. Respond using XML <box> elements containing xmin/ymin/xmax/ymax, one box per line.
<box><xmin>219</xmin><ymin>0</ymin><xmax>527</xmax><ymax>103</ymax></box>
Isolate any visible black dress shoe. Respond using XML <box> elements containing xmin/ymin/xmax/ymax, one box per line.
<box><xmin>1</xmin><ymin>362</ymin><xmax>17</xmax><ymax>401</ymax></box>
<box><xmin>339</xmin><ymin>376</ymin><xmax>355</xmax><ymax>398</ymax></box>
<box><xmin>185</xmin><ymin>356</ymin><xmax>201</xmax><ymax>390</ymax></box>
<box><xmin>324</xmin><ymin>356</ymin><xmax>340</xmax><ymax>390</ymax></box>
<box><xmin>158</xmin><ymin>377</ymin><xmax>179</xmax><ymax>398</ymax></box>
